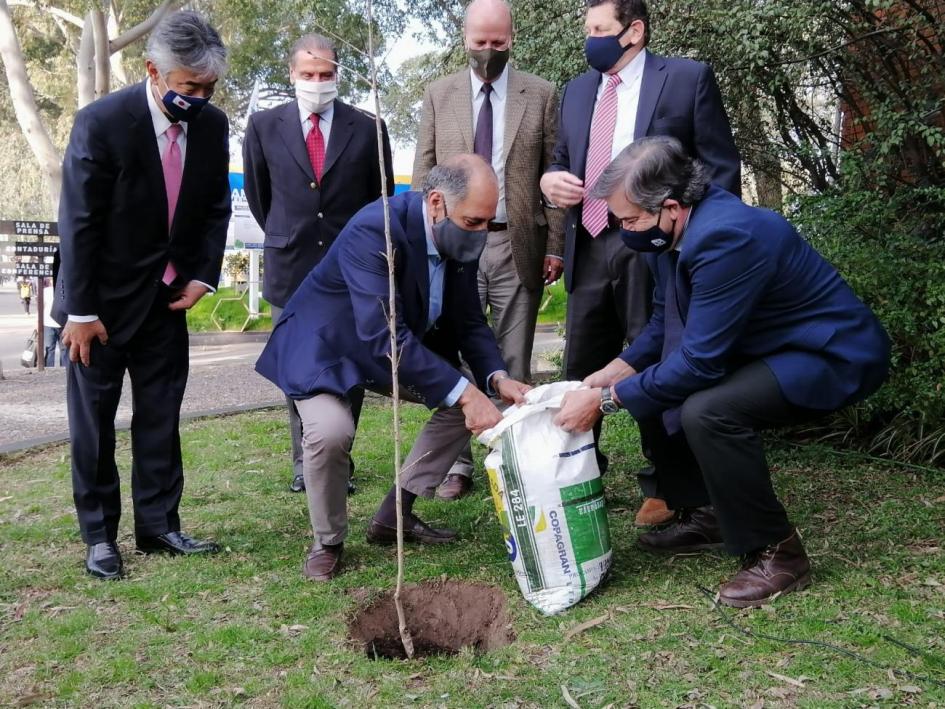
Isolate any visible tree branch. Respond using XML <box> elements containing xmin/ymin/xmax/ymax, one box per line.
<box><xmin>108</xmin><ymin>0</ymin><xmax>178</xmax><ymax>54</ymax></box>
<box><xmin>8</xmin><ymin>0</ymin><xmax>82</xmax><ymax>27</ymax></box>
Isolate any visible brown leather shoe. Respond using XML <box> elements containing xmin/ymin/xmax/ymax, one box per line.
<box><xmin>634</xmin><ymin>497</ymin><xmax>675</xmax><ymax>527</ymax></box>
<box><xmin>366</xmin><ymin>514</ymin><xmax>457</xmax><ymax>545</ymax></box>
<box><xmin>637</xmin><ymin>506</ymin><xmax>723</xmax><ymax>554</ymax></box>
<box><xmin>435</xmin><ymin>473</ymin><xmax>472</xmax><ymax>501</ymax></box>
<box><xmin>719</xmin><ymin>530</ymin><xmax>811</xmax><ymax>608</ymax></box>
<box><xmin>302</xmin><ymin>542</ymin><xmax>343</xmax><ymax>581</ymax></box>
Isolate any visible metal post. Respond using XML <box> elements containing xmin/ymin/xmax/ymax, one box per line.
<box><xmin>248</xmin><ymin>249</ymin><xmax>260</xmax><ymax>317</ymax></box>
<box><xmin>35</xmin><ymin>275</ymin><xmax>45</xmax><ymax>372</ymax></box>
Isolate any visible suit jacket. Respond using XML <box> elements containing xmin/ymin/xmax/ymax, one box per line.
<box><xmin>255</xmin><ymin>191</ymin><xmax>505</xmax><ymax>408</ymax></box>
<box><xmin>54</xmin><ymin>81</ymin><xmax>231</xmax><ymax>345</ymax></box>
<box><xmin>615</xmin><ymin>185</ymin><xmax>890</xmax><ymax>418</ymax></box>
<box><xmin>411</xmin><ymin>67</ymin><xmax>564</xmax><ymax>291</ymax></box>
<box><xmin>549</xmin><ymin>52</ymin><xmax>742</xmax><ymax>291</ymax></box>
<box><xmin>243</xmin><ymin>100</ymin><xmax>395</xmax><ymax>308</ymax></box>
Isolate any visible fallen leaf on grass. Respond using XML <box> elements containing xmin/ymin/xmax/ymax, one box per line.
<box><xmin>279</xmin><ymin>624</ymin><xmax>309</xmax><ymax>636</ymax></box>
<box><xmin>13</xmin><ymin>602</ymin><xmax>27</xmax><ymax>621</ymax></box>
<box><xmin>563</xmin><ymin>612</ymin><xmax>610</xmax><ymax>641</ymax></box>
<box><xmin>561</xmin><ymin>684</ymin><xmax>581</xmax><ymax>709</ymax></box>
<box><xmin>899</xmin><ymin>685</ymin><xmax>922</xmax><ymax>694</ymax></box>
<box><xmin>766</xmin><ymin>671</ymin><xmax>808</xmax><ymax>688</ymax></box>
<box><xmin>0</xmin><ymin>496</ymin><xmax>13</xmax><ymax>503</ymax></box>
<box><xmin>641</xmin><ymin>602</ymin><xmax>696</xmax><ymax>611</ymax></box>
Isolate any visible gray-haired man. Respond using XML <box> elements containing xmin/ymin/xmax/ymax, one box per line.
<box><xmin>55</xmin><ymin>11</ymin><xmax>231</xmax><ymax>579</ymax></box>
<box><xmin>256</xmin><ymin>154</ymin><xmax>529</xmax><ymax>581</ymax></box>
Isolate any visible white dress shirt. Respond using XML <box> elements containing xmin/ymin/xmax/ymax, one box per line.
<box><xmin>298</xmin><ymin>100</ymin><xmax>334</xmax><ymax>149</ymax></box>
<box><xmin>593</xmin><ymin>48</ymin><xmax>648</xmax><ymax>160</ymax></box>
<box><xmin>471</xmin><ymin>67</ymin><xmax>508</xmax><ymax>222</ymax></box>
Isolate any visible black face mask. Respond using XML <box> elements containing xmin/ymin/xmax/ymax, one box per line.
<box><xmin>619</xmin><ymin>207</ymin><xmax>675</xmax><ymax>253</ymax></box>
<box><xmin>584</xmin><ymin>23</ymin><xmax>634</xmax><ymax>74</ymax></box>
<box><xmin>468</xmin><ymin>47</ymin><xmax>510</xmax><ymax>83</ymax></box>
<box><xmin>431</xmin><ymin>198</ymin><xmax>488</xmax><ymax>263</ymax></box>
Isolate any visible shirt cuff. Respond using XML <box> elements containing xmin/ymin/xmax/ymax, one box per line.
<box><xmin>68</xmin><ymin>314</ymin><xmax>100</xmax><ymax>323</ymax></box>
<box><xmin>442</xmin><ymin>376</ymin><xmax>470</xmax><ymax>407</ymax></box>
<box><xmin>544</xmin><ymin>254</ymin><xmax>563</xmax><ymax>262</ymax></box>
<box><xmin>192</xmin><ymin>280</ymin><xmax>216</xmax><ymax>294</ymax></box>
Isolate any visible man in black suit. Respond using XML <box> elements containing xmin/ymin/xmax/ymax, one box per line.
<box><xmin>55</xmin><ymin>11</ymin><xmax>231</xmax><ymax>579</ymax></box>
<box><xmin>540</xmin><ymin>0</ymin><xmax>740</xmax><ymax>526</ymax></box>
<box><xmin>243</xmin><ymin>33</ymin><xmax>394</xmax><ymax>494</ymax></box>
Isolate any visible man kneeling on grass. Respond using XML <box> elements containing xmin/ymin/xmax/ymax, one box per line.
<box><xmin>256</xmin><ymin>154</ymin><xmax>529</xmax><ymax>581</ymax></box>
<box><xmin>554</xmin><ymin>136</ymin><xmax>890</xmax><ymax>608</ymax></box>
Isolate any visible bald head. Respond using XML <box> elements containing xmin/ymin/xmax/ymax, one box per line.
<box><xmin>423</xmin><ymin>153</ymin><xmax>498</xmax><ymax>231</ymax></box>
<box><xmin>465</xmin><ymin>0</ymin><xmax>513</xmax><ymax>50</ymax></box>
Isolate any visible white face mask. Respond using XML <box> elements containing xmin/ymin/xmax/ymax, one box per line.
<box><xmin>294</xmin><ymin>78</ymin><xmax>337</xmax><ymax>115</ymax></box>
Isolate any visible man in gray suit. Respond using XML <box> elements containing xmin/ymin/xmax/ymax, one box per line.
<box><xmin>411</xmin><ymin>0</ymin><xmax>564</xmax><ymax>500</ymax></box>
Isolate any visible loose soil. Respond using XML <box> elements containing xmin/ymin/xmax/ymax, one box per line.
<box><xmin>348</xmin><ymin>580</ymin><xmax>515</xmax><ymax>660</ymax></box>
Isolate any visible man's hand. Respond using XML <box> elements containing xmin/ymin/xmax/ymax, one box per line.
<box><xmin>553</xmin><ymin>387</ymin><xmax>603</xmax><ymax>433</ymax></box>
<box><xmin>458</xmin><ymin>384</ymin><xmax>503</xmax><ymax>436</ymax></box>
<box><xmin>543</xmin><ymin>256</ymin><xmax>564</xmax><ymax>285</ymax></box>
<box><xmin>494</xmin><ymin>375</ymin><xmax>531</xmax><ymax>406</ymax></box>
<box><xmin>583</xmin><ymin>357</ymin><xmax>636</xmax><ymax>388</ymax></box>
<box><xmin>540</xmin><ymin>171</ymin><xmax>585</xmax><ymax>208</ymax></box>
<box><xmin>168</xmin><ymin>281</ymin><xmax>210</xmax><ymax>311</ymax></box>
<box><xmin>61</xmin><ymin>319</ymin><xmax>109</xmax><ymax>367</ymax></box>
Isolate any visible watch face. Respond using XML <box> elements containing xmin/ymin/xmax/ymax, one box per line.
<box><xmin>601</xmin><ymin>400</ymin><xmax>619</xmax><ymax>414</ymax></box>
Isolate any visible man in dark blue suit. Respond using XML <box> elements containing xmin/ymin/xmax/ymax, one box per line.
<box><xmin>556</xmin><ymin>137</ymin><xmax>890</xmax><ymax>607</ymax></box>
<box><xmin>256</xmin><ymin>155</ymin><xmax>529</xmax><ymax>581</ymax></box>
<box><xmin>243</xmin><ymin>33</ymin><xmax>395</xmax><ymax>493</ymax></box>
<box><xmin>54</xmin><ymin>12</ymin><xmax>231</xmax><ymax>579</ymax></box>
<box><xmin>540</xmin><ymin>0</ymin><xmax>741</xmax><ymax>526</ymax></box>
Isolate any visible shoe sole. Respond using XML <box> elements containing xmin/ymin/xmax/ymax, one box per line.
<box><xmin>718</xmin><ymin>572</ymin><xmax>813</xmax><ymax>608</ymax></box>
<box><xmin>636</xmin><ymin>539</ymin><xmax>724</xmax><ymax>555</ymax></box>
<box><xmin>135</xmin><ymin>546</ymin><xmax>220</xmax><ymax>556</ymax></box>
<box><xmin>86</xmin><ymin>567</ymin><xmax>123</xmax><ymax>580</ymax></box>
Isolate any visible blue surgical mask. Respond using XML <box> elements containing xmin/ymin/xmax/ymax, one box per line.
<box><xmin>431</xmin><ymin>198</ymin><xmax>488</xmax><ymax>263</ymax></box>
<box><xmin>620</xmin><ymin>207</ymin><xmax>675</xmax><ymax>253</ymax></box>
<box><xmin>584</xmin><ymin>23</ymin><xmax>634</xmax><ymax>74</ymax></box>
<box><xmin>156</xmin><ymin>76</ymin><xmax>210</xmax><ymax>122</ymax></box>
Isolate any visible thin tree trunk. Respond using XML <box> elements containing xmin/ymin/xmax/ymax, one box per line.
<box><xmin>0</xmin><ymin>0</ymin><xmax>62</xmax><ymax>211</ymax></box>
<box><xmin>76</xmin><ymin>11</ymin><xmax>95</xmax><ymax>108</ymax></box>
<box><xmin>91</xmin><ymin>7</ymin><xmax>109</xmax><ymax>98</ymax></box>
<box><xmin>366</xmin><ymin>0</ymin><xmax>415</xmax><ymax>661</ymax></box>
<box><xmin>107</xmin><ymin>2</ymin><xmax>127</xmax><ymax>86</ymax></box>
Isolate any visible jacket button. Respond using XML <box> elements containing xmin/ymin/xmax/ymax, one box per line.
<box><xmin>317</xmin><ymin>241</ymin><xmax>324</xmax><ymax>247</ymax></box>
<box><xmin>310</xmin><ymin>182</ymin><xmax>317</xmax><ymax>190</ymax></box>
<box><xmin>317</xmin><ymin>212</ymin><xmax>324</xmax><ymax>218</ymax></box>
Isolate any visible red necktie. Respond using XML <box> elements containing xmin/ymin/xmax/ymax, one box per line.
<box><xmin>306</xmin><ymin>114</ymin><xmax>325</xmax><ymax>181</ymax></box>
<box><xmin>582</xmin><ymin>74</ymin><xmax>622</xmax><ymax>237</ymax></box>
<box><xmin>162</xmin><ymin>123</ymin><xmax>183</xmax><ymax>285</ymax></box>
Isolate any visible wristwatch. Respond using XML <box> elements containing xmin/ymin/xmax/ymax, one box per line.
<box><xmin>599</xmin><ymin>386</ymin><xmax>619</xmax><ymax>415</ymax></box>
<box><xmin>540</xmin><ymin>193</ymin><xmax>560</xmax><ymax>210</ymax></box>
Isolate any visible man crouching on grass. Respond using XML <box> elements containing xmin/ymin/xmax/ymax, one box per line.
<box><xmin>554</xmin><ymin>136</ymin><xmax>890</xmax><ymax>607</ymax></box>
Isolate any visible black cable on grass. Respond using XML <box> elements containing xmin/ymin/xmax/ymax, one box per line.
<box><xmin>696</xmin><ymin>586</ymin><xmax>945</xmax><ymax>690</ymax></box>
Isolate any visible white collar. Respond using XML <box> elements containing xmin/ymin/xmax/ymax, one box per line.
<box><xmin>297</xmin><ymin>99</ymin><xmax>335</xmax><ymax>125</ymax></box>
<box><xmin>470</xmin><ymin>64</ymin><xmax>509</xmax><ymax>101</ymax></box>
<box><xmin>145</xmin><ymin>78</ymin><xmax>188</xmax><ymax>137</ymax></box>
<box><xmin>608</xmin><ymin>47</ymin><xmax>647</xmax><ymax>87</ymax></box>
<box><xmin>421</xmin><ymin>201</ymin><xmax>442</xmax><ymax>259</ymax></box>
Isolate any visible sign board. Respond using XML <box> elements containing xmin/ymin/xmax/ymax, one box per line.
<box><xmin>15</xmin><ymin>242</ymin><xmax>59</xmax><ymax>256</ymax></box>
<box><xmin>0</xmin><ymin>220</ymin><xmax>58</xmax><ymax>237</ymax></box>
<box><xmin>228</xmin><ymin>172</ymin><xmax>264</xmax><ymax>248</ymax></box>
<box><xmin>15</xmin><ymin>263</ymin><xmax>54</xmax><ymax>277</ymax></box>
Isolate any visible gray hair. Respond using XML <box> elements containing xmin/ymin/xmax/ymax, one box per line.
<box><xmin>421</xmin><ymin>154</ymin><xmax>495</xmax><ymax>203</ymax></box>
<box><xmin>289</xmin><ymin>33</ymin><xmax>337</xmax><ymax>67</ymax></box>
<box><xmin>589</xmin><ymin>136</ymin><xmax>710</xmax><ymax>212</ymax></box>
<box><xmin>146</xmin><ymin>11</ymin><xmax>227</xmax><ymax>79</ymax></box>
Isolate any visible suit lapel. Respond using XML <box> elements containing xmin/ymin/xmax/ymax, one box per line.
<box><xmin>277</xmin><ymin>101</ymin><xmax>316</xmax><ymax>182</ymax></box>
<box><xmin>129</xmin><ymin>82</ymin><xmax>168</xmax><ymax>234</ymax></box>
<box><xmin>450</xmin><ymin>71</ymin><xmax>474</xmax><ymax>152</ymax></box>
<box><xmin>405</xmin><ymin>194</ymin><xmax>430</xmax><ymax>333</ymax></box>
<box><xmin>172</xmin><ymin>111</ymin><xmax>208</xmax><ymax>237</ymax></box>
<box><xmin>635</xmin><ymin>52</ymin><xmax>668</xmax><ymax>140</ymax></box>
<box><xmin>502</xmin><ymin>68</ymin><xmax>527</xmax><ymax>167</ymax></box>
<box><xmin>572</xmin><ymin>71</ymin><xmax>602</xmax><ymax>178</ymax></box>
<box><xmin>322</xmin><ymin>100</ymin><xmax>354</xmax><ymax>179</ymax></box>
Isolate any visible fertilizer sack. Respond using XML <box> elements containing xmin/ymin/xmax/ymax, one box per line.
<box><xmin>478</xmin><ymin>381</ymin><xmax>612</xmax><ymax>615</ymax></box>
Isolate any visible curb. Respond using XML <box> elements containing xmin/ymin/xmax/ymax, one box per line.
<box><xmin>189</xmin><ymin>331</ymin><xmax>270</xmax><ymax>345</ymax></box>
<box><xmin>0</xmin><ymin>401</ymin><xmax>284</xmax><ymax>457</ymax></box>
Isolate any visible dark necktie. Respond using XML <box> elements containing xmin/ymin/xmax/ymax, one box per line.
<box><xmin>474</xmin><ymin>83</ymin><xmax>493</xmax><ymax>163</ymax></box>
<box><xmin>660</xmin><ymin>251</ymin><xmax>684</xmax><ymax>434</ymax></box>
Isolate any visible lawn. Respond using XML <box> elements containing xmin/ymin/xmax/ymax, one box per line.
<box><xmin>1</xmin><ymin>404</ymin><xmax>943</xmax><ymax>707</ymax></box>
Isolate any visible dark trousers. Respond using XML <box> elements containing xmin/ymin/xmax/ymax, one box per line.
<box><xmin>637</xmin><ymin>360</ymin><xmax>823</xmax><ymax>556</ymax></box>
<box><xmin>271</xmin><ymin>305</ymin><xmax>362</xmax><ymax>478</ymax></box>
<box><xmin>44</xmin><ymin>326</ymin><xmax>64</xmax><ymax>367</ymax></box>
<box><xmin>564</xmin><ymin>226</ymin><xmax>651</xmax><ymax>472</ymax></box>
<box><xmin>67</xmin><ymin>294</ymin><xmax>189</xmax><ymax>544</ymax></box>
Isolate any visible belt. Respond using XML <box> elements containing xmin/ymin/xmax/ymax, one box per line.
<box><xmin>487</xmin><ymin>221</ymin><xmax>508</xmax><ymax>232</ymax></box>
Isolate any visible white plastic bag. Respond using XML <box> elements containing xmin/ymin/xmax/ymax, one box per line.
<box><xmin>478</xmin><ymin>381</ymin><xmax>612</xmax><ymax>615</ymax></box>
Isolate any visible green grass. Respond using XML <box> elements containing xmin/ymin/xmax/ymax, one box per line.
<box><xmin>187</xmin><ymin>287</ymin><xmax>273</xmax><ymax>332</ymax></box>
<box><xmin>1</xmin><ymin>405</ymin><xmax>944</xmax><ymax>706</ymax></box>
<box><xmin>536</xmin><ymin>280</ymin><xmax>567</xmax><ymax>326</ymax></box>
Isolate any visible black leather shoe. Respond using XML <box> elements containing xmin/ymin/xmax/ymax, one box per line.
<box><xmin>86</xmin><ymin>542</ymin><xmax>123</xmax><ymax>579</ymax></box>
<box><xmin>136</xmin><ymin>531</ymin><xmax>221</xmax><ymax>556</ymax></box>
<box><xmin>637</xmin><ymin>506</ymin><xmax>723</xmax><ymax>554</ymax></box>
<box><xmin>347</xmin><ymin>478</ymin><xmax>356</xmax><ymax>496</ymax></box>
<box><xmin>366</xmin><ymin>514</ymin><xmax>457</xmax><ymax>545</ymax></box>
<box><xmin>289</xmin><ymin>473</ymin><xmax>305</xmax><ymax>493</ymax></box>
